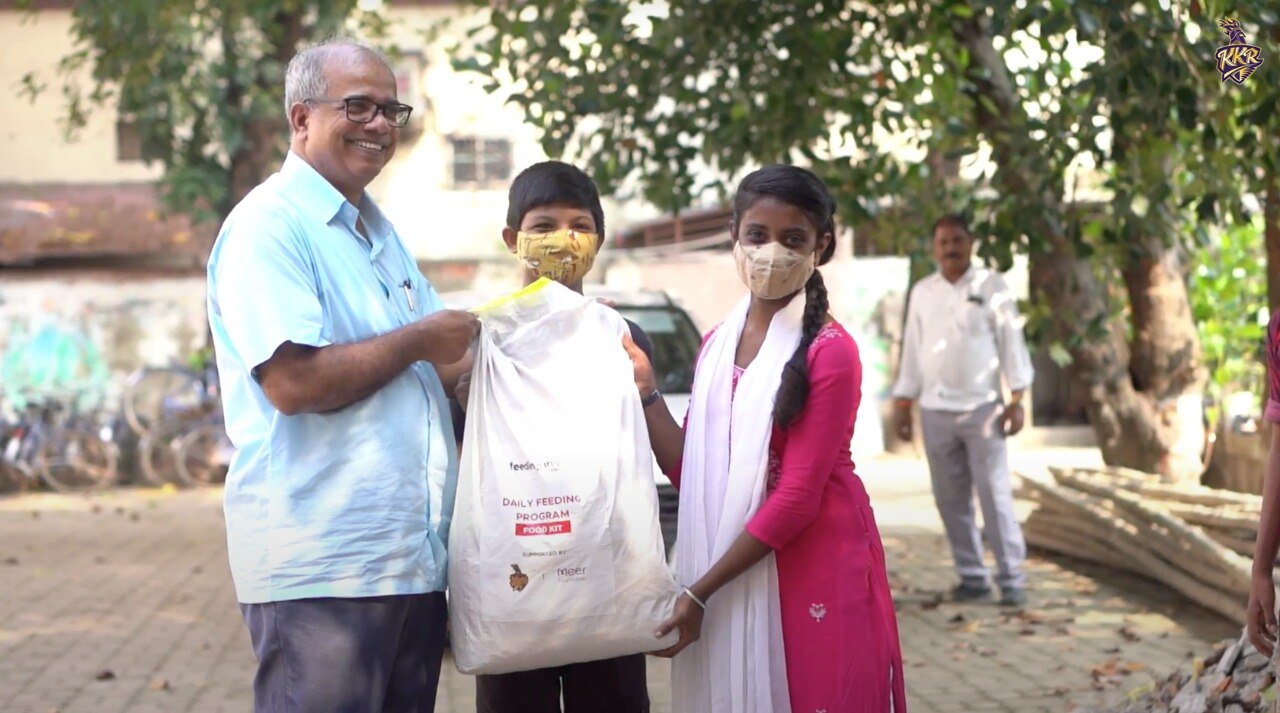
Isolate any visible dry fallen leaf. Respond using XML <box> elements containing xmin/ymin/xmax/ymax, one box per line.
<box><xmin>95</xmin><ymin>670</ymin><xmax>116</xmax><ymax>681</ymax></box>
<box><xmin>1124</xmin><ymin>613</ymin><xmax>1179</xmax><ymax>635</ymax></box>
<box><xmin>1091</xmin><ymin>657</ymin><xmax>1121</xmax><ymax>678</ymax></box>
<box><xmin>1123</xmin><ymin>662</ymin><xmax>1148</xmax><ymax>673</ymax></box>
<box><xmin>1125</xmin><ymin>681</ymin><xmax>1156</xmax><ymax>699</ymax></box>
<box><xmin>953</xmin><ymin>620</ymin><xmax>982</xmax><ymax>634</ymax></box>
<box><xmin>1018</xmin><ymin>610</ymin><xmax>1050</xmax><ymax>624</ymax></box>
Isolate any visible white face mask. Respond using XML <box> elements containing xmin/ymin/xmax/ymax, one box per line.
<box><xmin>733</xmin><ymin>241</ymin><xmax>817</xmax><ymax>299</ymax></box>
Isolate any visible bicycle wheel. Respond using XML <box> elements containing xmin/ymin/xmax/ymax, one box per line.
<box><xmin>122</xmin><ymin>367</ymin><xmax>204</xmax><ymax>438</ymax></box>
<box><xmin>174</xmin><ymin>423</ymin><xmax>232</xmax><ymax>487</ymax></box>
<box><xmin>0</xmin><ymin>458</ymin><xmax>33</xmax><ymax>494</ymax></box>
<box><xmin>35</xmin><ymin>428</ymin><xmax>119</xmax><ymax>492</ymax></box>
<box><xmin>137</xmin><ymin>429</ymin><xmax>183</xmax><ymax>487</ymax></box>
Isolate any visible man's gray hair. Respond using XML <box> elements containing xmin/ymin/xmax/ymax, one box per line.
<box><xmin>283</xmin><ymin>36</ymin><xmax>395</xmax><ymax>115</ymax></box>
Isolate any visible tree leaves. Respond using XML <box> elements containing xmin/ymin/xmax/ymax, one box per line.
<box><xmin>25</xmin><ymin>0</ymin><xmax>372</xmax><ymax>225</ymax></box>
<box><xmin>459</xmin><ymin>0</ymin><xmax>1279</xmax><ymax>281</ymax></box>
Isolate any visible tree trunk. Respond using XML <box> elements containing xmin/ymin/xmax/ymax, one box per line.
<box><xmin>206</xmin><ymin>7</ymin><xmax>307</xmax><ymax>351</ymax></box>
<box><xmin>953</xmin><ymin>12</ymin><xmax>1206</xmax><ymax>482</ymax></box>
<box><xmin>1117</xmin><ymin>236</ymin><xmax>1207</xmax><ymax>480</ymax></box>
<box><xmin>221</xmin><ymin>8</ymin><xmax>305</xmax><ymax>219</ymax></box>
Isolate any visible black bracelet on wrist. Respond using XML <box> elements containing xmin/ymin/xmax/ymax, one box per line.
<box><xmin>641</xmin><ymin>388</ymin><xmax>662</xmax><ymax>408</ymax></box>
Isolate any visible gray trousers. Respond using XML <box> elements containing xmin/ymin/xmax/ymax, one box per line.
<box><xmin>240</xmin><ymin>592</ymin><xmax>448</xmax><ymax>713</ymax></box>
<box><xmin>920</xmin><ymin>402</ymin><xmax>1027</xmax><ymax>589</ymax></box>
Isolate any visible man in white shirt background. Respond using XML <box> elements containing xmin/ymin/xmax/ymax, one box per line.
<box><xmin>891</xmin><ymin>214</ymin><xmax>1035</xmax><ymax>607</ymax></box>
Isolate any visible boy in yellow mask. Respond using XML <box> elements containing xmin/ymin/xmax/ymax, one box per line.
<box><xmin>453</xmin><ymin>160</ymin><xmax>656</xmax><ymax>713</ymax></box>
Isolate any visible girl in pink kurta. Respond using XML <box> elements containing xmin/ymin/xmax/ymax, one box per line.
<box><xmin>625</xmin><ymin>165</ymin><xmax>905</xmax><ymax>712</ymax></box>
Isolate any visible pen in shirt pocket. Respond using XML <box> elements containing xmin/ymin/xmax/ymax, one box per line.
<box><xmin>401</xmin><ymin>280</ymin><xmax>417</xmax><ymax>312</ymax></box>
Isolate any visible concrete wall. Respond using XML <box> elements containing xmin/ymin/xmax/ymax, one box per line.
<box><xmin>0</xmin><ymin>8</ymin><xmax>161</xmax><ymax>185</ymax></box>
<box><xmin>0</xmin><ymin>3</ymin><xmax>666</xmax><ymax>262</ymax></box>
<box><xmin>365</xmin><ymin>3</ymin><xmax>668</xmax><ymax>260</ymax></box>
<box><xmin>0</xmin><ymin>270</ymin><xmax>207</xmax><ymax>403</ymax></box>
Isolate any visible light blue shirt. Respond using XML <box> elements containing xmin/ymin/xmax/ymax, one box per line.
<box><xmin>207</xmin><ymin>151</ymin><xmax>457</xmax><ymax>604</ymax></box>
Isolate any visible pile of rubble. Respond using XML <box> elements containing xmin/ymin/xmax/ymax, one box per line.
<box><xmin>1094</xmin><ymin>634</ymin><xmax>1278</xmax><ymax>712</ymax></box>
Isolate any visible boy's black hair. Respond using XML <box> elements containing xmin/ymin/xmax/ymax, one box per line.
<box><xmin>506</xmin><ymin>161</ymin><xmax>606</xmax><ymax>237</ymax></box>
<box><xmin>931</xmin><ymin>213</ymin><xmax>970</xmax><ymax>236</ymax></box>
<box><xmin>731</xmin><ymin>164</ymin><xmax>838</xmax><ymax>430</ymax></box>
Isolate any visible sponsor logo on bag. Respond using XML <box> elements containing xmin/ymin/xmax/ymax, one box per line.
<box><xmin>509</xmin><ymin>460</ymin><xmax>561</xmax><ymax>473</ymax></box>
<box><xmin>557</xmin><ymin>566</ymin><xmax>588</xmax><ymax>583</ymax></box>
<box><xmin>509</xmin><ymin>564</ymin><xmax>529</xmax><ymax>592</ymax></box>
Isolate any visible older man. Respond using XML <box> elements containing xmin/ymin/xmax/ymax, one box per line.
<box><xmin>891</xmin><ymin>214</ymin><xmax>1035</xmax><ymax>607</ymax></box>
<box><xmin>207</xmin><ymin>38</ymin><xmax>478</xmax><ymax>712</ymax></box>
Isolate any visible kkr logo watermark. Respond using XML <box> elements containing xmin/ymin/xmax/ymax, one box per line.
<box><xmin>1215</xmin><ymin>18</ymin><xmax>1264</xmax><ymax>85</ymax></box>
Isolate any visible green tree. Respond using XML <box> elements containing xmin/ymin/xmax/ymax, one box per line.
<box><xmin>1191</xmin><ymin>219</ymin><xmax>1268</xmax><ymax>418</ymax></box>
<box><xmin>460</xmin><ymin>0</ymin><xmax>1280</xmax><ymax>481</ymax></box>
<box><xmin>18</xmin><ymin>0</ymin><xmax>385</xmax><ymax>229</ymax></box>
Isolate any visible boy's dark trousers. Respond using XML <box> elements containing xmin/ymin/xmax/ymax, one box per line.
<box><xmin>475</xmin><ymin>654</ymin><xmax>649</xmax><ymax>713</ymax></box>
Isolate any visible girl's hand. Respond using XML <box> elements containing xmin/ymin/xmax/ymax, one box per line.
<box><xmin>454</xmin><ymin>369</ymin><xmax>472</xmax><ymax>412</ymax></box>
<box><xmin>622</xmin><ymin>333</ymin><xmax>657</xmax><ymax>396</ymax></box>
<box><xmin>1248</xmin><ymin>568</ymin><xmax>1278</xmax><ymax>656</ymax></box>
<box><xmin>649</xmin><ymin>594</ymin><xmax>704</xmax><ymax>658</ymax></box>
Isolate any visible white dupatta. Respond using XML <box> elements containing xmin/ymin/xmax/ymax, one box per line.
<box><xmin>672</xmin><ymin>291</ymin><xmax>806</xmax><ymax>713</ymax></box>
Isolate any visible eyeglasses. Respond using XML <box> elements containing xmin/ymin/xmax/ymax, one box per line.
<box><xmin>305</xmin><ymin>96</ymin><xmax>414</xmax><ymax>128</ymax></box>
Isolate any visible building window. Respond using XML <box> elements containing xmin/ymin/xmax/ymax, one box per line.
<box><xmin>116</xmin><ymin>119</ymin><xmax>143</xmax><ymax>162</ymax></box>
<box><xmin>450</xmin><ymin>137</ymin><xmax>512</xmax><ymax>187</ymax></box>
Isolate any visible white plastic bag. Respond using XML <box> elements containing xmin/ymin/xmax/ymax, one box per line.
<box><xmin>448</xmin><ymin>279</ymin><xmax>680</xmax><ymax>675</ymax></box>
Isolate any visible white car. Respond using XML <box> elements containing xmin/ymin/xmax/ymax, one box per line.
<box><xmin>439</xmin><ymin>285</ymin><xmax>703</xmax><ymax>561</ymax></box>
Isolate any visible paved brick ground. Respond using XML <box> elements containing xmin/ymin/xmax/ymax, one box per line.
<box><xmin>0</xmin><ymin>447</ymin><xmax>1237</xmax><ymax>713</ymax></box>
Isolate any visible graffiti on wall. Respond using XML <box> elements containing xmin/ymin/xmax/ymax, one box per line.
<box><xmin>0</xmin><ymin>276</ymin><xmax>208</xmax><ymax>409</ymax></box>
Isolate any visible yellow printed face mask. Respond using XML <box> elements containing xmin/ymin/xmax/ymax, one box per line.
<box><xmin>515</xmin><ymin>229</ymin><xmax>600</xmax><ymax>286</ymax></box>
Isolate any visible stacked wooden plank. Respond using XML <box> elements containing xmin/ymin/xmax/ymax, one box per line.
<box><xmin>1018</xmin><ymin>466</ymin><xmax>1264</xmax><ymax>624</ymax></box>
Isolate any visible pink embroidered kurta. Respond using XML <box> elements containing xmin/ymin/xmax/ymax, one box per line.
<box><xmin>670</xmin><ymin>322</ymin><xmax>906</xmax><ymax>713</ymax></box>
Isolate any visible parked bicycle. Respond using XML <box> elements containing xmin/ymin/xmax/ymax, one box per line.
<box><xmin>0</xmin><ymin>397</ymin><xmax>33</xmax><ymax>493</ymax></box>
<box><xmin>123</xmin><ymin>354</ymin><xmax>230</xmax><ymax>487</ymax></box>
<box><xmin>0</xmin><ymin>392</ymin><xmax>121</xmax><ymax>492</ymax></box>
